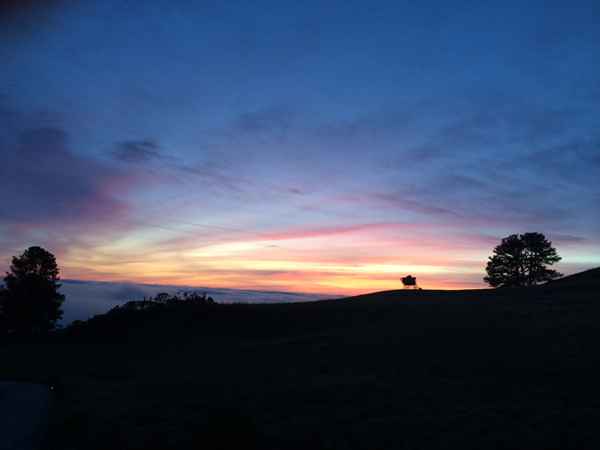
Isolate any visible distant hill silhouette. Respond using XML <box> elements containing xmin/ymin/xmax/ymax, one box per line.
<box><xmin>543</xmin><ymin>266</ymin><xmax>600</xmax><ymax>286</ymax></box>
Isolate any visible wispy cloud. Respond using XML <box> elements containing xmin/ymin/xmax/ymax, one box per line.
<box><xmin>113</xmin><ymin>140</ymin><xmax>162</xmax><ymax>163</ymax></box>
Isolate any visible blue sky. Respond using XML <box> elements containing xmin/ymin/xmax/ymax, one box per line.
<box><xmin>1</xmin><ymin>0</ymin><xmax>598</xmax><ymax>294</ymax></box>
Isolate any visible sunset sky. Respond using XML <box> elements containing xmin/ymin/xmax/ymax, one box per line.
<box><xmin>1</xmin><ymin>0</ymin><xmax>599</xmax><ymax>296</ymax></box>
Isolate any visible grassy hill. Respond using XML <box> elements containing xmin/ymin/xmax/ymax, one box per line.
<box><xmin>1</xmin><ymin>271</ymin><xmax>599</xmax><ymax>450</ymax></box>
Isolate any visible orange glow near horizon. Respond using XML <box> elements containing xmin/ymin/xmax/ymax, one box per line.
<box><xmin>4</xmin><ymin>220</ymin><xmax>595</xmax><ymax>298</ymax></box>
<box><xmin>58</xmin><ymin>240</ymin><xmax>490</xmax><ymax>295</ymax></box>
<box><xmin>58</xmin><ymin>267</ymin><xmax>486</xmax><ymax>295</ymax></box>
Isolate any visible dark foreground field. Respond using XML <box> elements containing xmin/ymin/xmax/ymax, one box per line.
<box><xmin>1</xmin><ymin>269</ymin><xmax>600</xmax><ymax>450</ymax></box>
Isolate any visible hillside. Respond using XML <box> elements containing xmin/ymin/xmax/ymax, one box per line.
<box><xmin>1</xmin><ymin>271</ymin><xmax>599</xmax><ymax>450</ymax></box>
<box><xmin>544</xmin><ymin>267</ymin><xmax>600</xmax><ymax>285</ymax></box>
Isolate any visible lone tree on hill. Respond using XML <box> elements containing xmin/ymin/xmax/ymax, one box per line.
<box><xmin>401</xmin><ymin>275</ymin><xmax>420</xmax><ymax>289</ymax></box>
<box><xmin>0</xmin><ymin>246</ymin><xmax>65</xmax><ymax>334</ymax></box>
<box><xmin>484</xmin><ymin>232</ymin><xmax>563</xmax><ymax>288</ymax></box>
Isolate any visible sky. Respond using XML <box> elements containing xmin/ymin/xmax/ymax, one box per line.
<box><xmin>1</xmin><ymin>0</ymin><xmax>599</xmax><ymax>296</ymax></box>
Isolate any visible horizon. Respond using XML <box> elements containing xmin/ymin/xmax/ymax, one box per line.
<box><xmin>56</xmin><ymin>279</ymin><xmax>347</xmax><ymax>325</ymax></box>
<box><xmin>1</xmin><ymin>264</ymin><xmax>598</xmax><ymax>328</ymax></box>
<box><xmin>12</xmin><ymin>263</ymin><xmax>598</xmax><ymax>327</ymax></box>
<box><xmin>1</xmin><ymin>1</ymin><xmax>598</xmax><ymax>293</ymax></box>
<box><xmin>58</xmin><ymin>261</ymin><xmax>597</xmax><ymax>295</ymax></box>
<box><xmin>47</xmin><ymin>265</ymin><xmax>600</xmax><ymax>325</ymax></box>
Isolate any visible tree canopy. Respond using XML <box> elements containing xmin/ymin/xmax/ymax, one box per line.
<box><xmin>484</xmin><ymin>232</ymin><xmax>563</xmax><ymax>288</ymax></box>
<box><xmin>0</xmin><ymin>246</ymin><xmax>65</xmax><ymax>334</ymax></box>
<box><xmin>401</xmin><ymin>275</ymin><xmax>421</xmax><ymax>289</ymax></box>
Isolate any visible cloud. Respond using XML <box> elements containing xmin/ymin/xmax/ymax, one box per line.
<box><xmin>17</xmin><ymin>127</ymin><xmax>70</xmax><ymax>155</ymax></box>
<box><xmin>0</xmin><ymin>127</ymin><xmax>131</xmax><ymax>223</ymax></box>
<box><xmin>111</xmin><ymin>282</ymin><xmax>149</xmax><ymax>301</ymax></box>
<box><xmin>524</xmin><ymin>138</ymin><xmax>600</xmax><ymax>183</ymax></box>
<box><xmin>59</xmin><ymin>279</ymin><xmax>342</xmax><ymax>325</ymax></box>
<box><xmin>113</xmin><ymin>140</ymin><xmax>162</xmax><ymax>163</ymax></box>
<box><xmin>193</xmin><ymin>81</ymin><xmax>600</xmax><ymax>247</ymax></box>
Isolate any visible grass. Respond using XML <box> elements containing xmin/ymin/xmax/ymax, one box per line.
<box><xmin>1</xmin><ymin>269</ymin><xmax>599</xmax><ymax>449</ymax></box>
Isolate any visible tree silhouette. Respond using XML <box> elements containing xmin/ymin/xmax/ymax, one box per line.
<box><xmin>0</xmin><ymin>246</ymin><xmax>65</xmax><ymax>334</ymax></box>
<box><xmin>401</xmin><ymin>275</ymin><xmax>420</xmax><ymax>289</ymax></box>
<box><xmin>484</xmin><ymin>232</ymin><xmax>563</xmax><ymax>288</ymax></box>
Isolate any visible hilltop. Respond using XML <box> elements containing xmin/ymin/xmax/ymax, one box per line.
<box><xmin>0</xmin><ymin>269</ymin><xmax>599</xmax><ymax>449</ymax></box>
<box><xmin>544</xmin><ymin>266</ymin><xmax>600</xmax><ymax>285</ymax></box>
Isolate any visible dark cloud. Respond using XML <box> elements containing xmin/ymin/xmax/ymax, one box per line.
<box><xmin>113</xmin><ymin>140</ymin><xmax>161</xmax><ymax>163</ymax></box>
<box><xmin>18</xmin><ymin>127</ymin><xmax>70</xmax><ymax>155</ymax></box>
<box><xmin>0</xmin><ymin>126</ymin><xmax>130</xmax><ymax>222</ymax></box>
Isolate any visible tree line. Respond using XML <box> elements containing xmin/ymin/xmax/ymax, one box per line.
<box><xmin>110</xmin><ymin>291</ymin><xmax>215</xmax><ymax>312</ymax></box>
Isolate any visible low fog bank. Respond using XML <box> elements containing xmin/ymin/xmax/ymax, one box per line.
<box><xmin>58</xmin><ymin>280</ymin><xmax>343</xmax><ymax>326</ymax></box>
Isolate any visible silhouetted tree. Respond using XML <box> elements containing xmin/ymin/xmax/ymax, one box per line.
<box><xmin>0</xmin><ymin>246</ymin><xmax>65</xmax><ymax>334</ymax></box>
<box><xmin>484</xmin><ymin>232</ymin><xmax>563</xmax><ymax>288</ymax></box>
<box><xmin>154</xmin><ymin>292</ymin><xmax>169</xmax><ymax>303</ymax></box>
<box><xmin>401</xmin><ymin>275</ymin><xmax>420</xmax><ymax>289</ymax></box>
